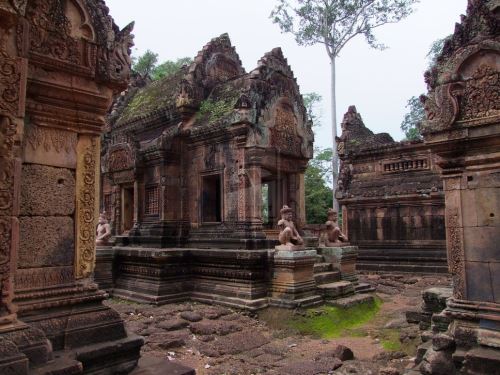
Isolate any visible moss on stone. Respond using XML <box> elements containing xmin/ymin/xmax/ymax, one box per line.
<box><xmin>117</xmin><ymin>67</ymin><xmax>186</xmax><ymax>125</ymax></box>
<box><xmin>197</xmin><ymin>96</ymin><xmax>238</xmax><ymax>124</ymax></box>
<box><xmin>289</xmin><ymin>297</ymin><xmax>382</xmax><ymax>339</ymax></box>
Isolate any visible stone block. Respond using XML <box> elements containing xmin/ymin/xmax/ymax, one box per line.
<box><xmin>422</xmin><ymin>288</ymin><xmax>452</xmax><ymax>313</ymax></box>
<box><xmin>464</xmin><ymin>226</ymin><xmax>499</xmax><ymax>262</ymax></box>
<box><xmin>18</xmin><ymin>217</ymin><xmax>74</xmax><ymax>268</ymax></box>
<box><xmin>465</xmin><ymin>261</ymin><xmax>495</xmax><ymax>303</ymax></box>
<box><xmin>20</xmin><ymin>164</ymin><xmax>75</xmax><ymax>216</ymax></box>
<box><xmin>490</xmin><ymin>262</ymin><xmax>500</xmax><ymax>304</ymax></box>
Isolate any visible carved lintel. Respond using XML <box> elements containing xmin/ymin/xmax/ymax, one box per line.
<box><xmin>75</xmin><ymin>135</ymin><xmax>100</xmax><ymax>279</ymax></box>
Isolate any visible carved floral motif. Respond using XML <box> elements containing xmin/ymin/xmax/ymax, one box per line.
<box><xmin>446</xmin><ymin>207</ymin><xmax>465</xmax><ymax>299</ymax></box>
<box><xmin>76</xmin><ymin>137</ymin><xmax>98</xmax><ymax>278</ymax></box>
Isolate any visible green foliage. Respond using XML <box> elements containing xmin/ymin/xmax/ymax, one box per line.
<box><xmin>132</xmin><ymin>49</ymin><xmax>158</xmax><ymax>77</ymax></box>
<box><xmin>152</xmin><ymin>57</ymin><xmax>193</xmax><ymax>80</ymax></box>
<box><xmin>305</xmin><ymin>147</ymin><xmax>333</xmax><ymax>223</ymax></box>
<box><xmin>303</xmin><ymin>92</ymin><xmax>322</xmax><ymax>127</ymax></box>
<box><xmin>197</xmin><ymin>96</ymin><xmax>238</xmax><ymax>123</ymax></box>
<box><xmin>132</xmin><ymin>50</ymin><xmax>192</xmax><ymax>80</ymax></box>
<box><xmin>426</xmin><ymin>35</ymin><xmax>451</xmax><ymax>69</ymax></box>
<box><xmin>289</xmin><ymin>297</ymin><xmax>382</xmax><ymax>339</ymax></box>
<box><xmin>270</xmin><ymin>0</ymin><xmax>419</xmax><ymax>59</ymax></box>
<box><xmin>400</xmin><ymin>95</ymin><xmax>424</xmax><ymax>141</ymax></box>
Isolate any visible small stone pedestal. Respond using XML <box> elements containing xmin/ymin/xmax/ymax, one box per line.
<box><xmin>94</xmin><ymin>245</ymin><xmax>116</xmax><ymax>292</ymax></box>
<box><xmin>270</xmin><ymin>248</ymin><xmax>323</xmax><ymax>308</ymax></box>
<box><xmin>318</xmin><ymin>245</ymin><xmax>358</xmax><ymax>283</ymax></box>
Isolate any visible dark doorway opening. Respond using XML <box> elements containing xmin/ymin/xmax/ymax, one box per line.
<box><xmin>122</xmin><ymin>186</ymin><xmax>134</xmax><ymax>233</ymax></box>
<box><xmin>202</xmin><ymin>174</ymin><xmax>222</xmax><ymax>223</ymax></box>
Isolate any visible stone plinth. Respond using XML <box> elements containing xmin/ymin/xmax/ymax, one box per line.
<box><xmin>113</xmin><ymin>248</ymin><xmax>192</xmax><ymax>305</ymax></box>
<box><xmin>270</xmin><ymin>249</ymin><xmax>323</xmax><ymax>308</ymax></box>
<box><xmin>112</xmin><ymin>248</ymin><xmax>270</xmax><ymax>311</ymax></box>
<box><xmin>94</xmin><ymin>246</ymin><xmax>116</xmax><ymax>292</ymax></box>
<box><xmin>318</xmin><ymin>246</ymin><xmax>358</xmax><ymax>283</ymax></box>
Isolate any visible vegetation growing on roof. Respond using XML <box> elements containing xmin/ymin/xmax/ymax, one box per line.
<box><xmin>197</xmin><ymin>97</ymin><xmax>237</xmax><ymax>124</ymax></box>
<box><xmin>117</xmin><ymin>68</ymin><xmax>186</xmax><ymax>125</ymax></box>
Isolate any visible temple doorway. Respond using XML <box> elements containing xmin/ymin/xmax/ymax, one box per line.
<box><xmin>262</xmin><ymin>169</ymin><xmax>288</xmax><ymax>229</ymax></box>
<box><xmin>122</xmin><ymin>186</ymin><xmax>134</xmax><ymax>233</ymax></box>
<box><xmin>202</xmin><ymin>174</ymin><xmax>222</xmax><ymax>223</ymax></box>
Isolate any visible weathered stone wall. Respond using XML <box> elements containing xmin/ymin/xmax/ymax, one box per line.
<box><xmin>336</xmin><ymin>107</ymin><xmax>447</xmax><ymax>273</ymax></box>
<box><xmin>0</xmin><ymin>1</ymin><xmax>143</xmax><ymax>373</ymax></box>
<box><xmin>409</xmin><ymin>1</ymin><xmax>500</xmax><ymax>373</ymax></box>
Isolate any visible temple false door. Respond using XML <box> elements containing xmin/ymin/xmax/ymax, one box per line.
<box><xmin>122</xmin><ymin>185</ymin><xmax>135</xmax><ymax>233</ymax></box>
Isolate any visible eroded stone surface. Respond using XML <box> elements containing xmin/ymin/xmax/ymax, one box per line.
<box><xmin>19</xmin><ymin>217</ymin><xmax>74</xmax><ymax>267</ymax></box>
<box><xmin>20</xmin><ymin>164</ymin><xmax>75</xmax><ymax>216</ymax></box>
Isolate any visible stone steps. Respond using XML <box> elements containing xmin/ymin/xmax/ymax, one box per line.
<box><xmin>357</xmin><ymin>262</ymin><xmax>449</xmax><ymax>274</ymax></box>
<box><xmin>316</xmin><ymin>281</ymin><xmax>355</xmax><ymax>299</ymax></box>
<box><xmin>354</xmin><ymin>282</ymin><xmax>376</xmax><ymax>293</ymax></box>
<box><xmin>357</xmin><ymin>247</ymin><xmax>448</xmax><ymax>274</ymax></box>
<box><xmin>326</xmin><ymin>294</ymin><xmax>375</xmax><ymax>308</ymax></box>
<box><xmin>314</xmin><ymin>271</ymin><xmax>341</xmax><ymax>284</ymax></box>
<box><xmin>313</xmin><ymin>262</ymin><xmax>333</xmax><ymax>273</ymax></box>
<box><xmin>32</xmin><ymin>356</ymin><xmax>83</xmax><ymax>375</ymax></box>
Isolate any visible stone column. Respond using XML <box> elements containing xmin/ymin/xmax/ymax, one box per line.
<box><xmin>247</xmin><ymin>165</ymin><xmax>262</xmax><ymax>223</ymax></box>
<box><xmin>295</xmin><ymin>173</ymin><xmax>306</xmax><ymax>228</ymax></box>
<box><xmin>75</xmin><ymin>136</ymin><xmax>100</xmax><ymax>279</ymax></box>
<box><xmin>0</xmin><ymin>3</ymin><xmax>26</xmax><ymax>327</ymax></box>
<box><xmin>416</xmin><ymin>2</ymin><xmax>500</xmax><ymax>372</ymax></box>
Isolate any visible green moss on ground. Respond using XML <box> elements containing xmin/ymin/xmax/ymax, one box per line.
<box><xmin>381</xmin><ymin>329</ymin><xmax>402</xmax><ymax>351</ymax></box>
<box><xmin>289</xmin><ymin>297</ymin><xmax>382</xmax><ymax>339</ymax></box>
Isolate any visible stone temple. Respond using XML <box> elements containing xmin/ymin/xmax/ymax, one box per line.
<box><xmin>0</xmin><ymin>0</ymin><xmax>499</xmax><ymax>374</ymax></box>
<box><xmin>97</xmin><ymin>34</ymin><xmax>366</xmax><ymax>311</ymax></box>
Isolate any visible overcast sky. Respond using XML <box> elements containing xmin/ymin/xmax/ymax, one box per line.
<box><xmin>105</xmin><ymin>0</ymin><xmax>468</xmax><ymax>149</ymax></box>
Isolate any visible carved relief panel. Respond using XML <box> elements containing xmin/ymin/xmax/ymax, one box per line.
<box><xmin>270</xmin><ymin>102</ymin><xmax>302</xmax><ymax>156</ymax></box>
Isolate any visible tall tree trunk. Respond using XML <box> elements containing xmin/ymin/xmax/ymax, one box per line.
<box><xmin>330</xmin><ymin>56</ymin><xmax>339</xmax><ymax>212</ymax></box>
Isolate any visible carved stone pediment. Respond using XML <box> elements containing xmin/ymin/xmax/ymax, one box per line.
<box><xmin>421</xmin><ymin>1</ymin><xmax>500</xmax><ymax>135</ymax></box>
<box><xmin>108</xmin><ymin>144</ymin><xmax>134</xmax><ymax>172</ymax></box>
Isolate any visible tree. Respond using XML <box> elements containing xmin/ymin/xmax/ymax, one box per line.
<box><xmin>303</xmin><ymin>92</ymin><xmax>322</xmax><ymax>127</ymax></box>
<box><xmin>400</xmin><ymin>96</ymin><xmax>424</xmax><ymax>140</ymax></box>
<box><xmin>152</xmin><ymin>57</ymin><xmax>193</xmax><ymax>80</ymax></box>
<box><xmin>271</xmin><ymin>0</ymin><xmax>418</xmax><ymax>211</ymax></box>
<box><xmin>305</xmin><ymin>147</ymin><xmax>333</xmax><ymax>223</ymax></box>
<box><xmin>426</xmin><ymin>35</ymin><xmax>451</xmax><ymax>69</ymax></box>
<box><xmin>132</xmin><ymin>49</ymin><xmax>158</xmax><ymax>77</ymax></box>
<box><xmin>132</xmin><ymin>51</ymin><xmax>193</xmax><ymax>81</ymax></box>
<box><xmin>399</xmin><ymin>36</ymin><xmax>450</xmax><ymax>140</ymax></box>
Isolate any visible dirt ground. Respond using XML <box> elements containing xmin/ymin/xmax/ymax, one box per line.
<box><xmin>106</xmin><ymin>273</ymin><xmax>450</xmax><ymax>375</ymax></box>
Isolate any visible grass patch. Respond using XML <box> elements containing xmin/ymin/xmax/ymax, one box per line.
<box><xmin>289</xmin><ymin>297</ymin><xmax>382</xmax><ymax>339</ymax></box>
<box><xmin>109</xmin><ymin>297</ymin><xmax>141</xmax><ymax>306</ymax></box>
<box><xmin>381</xmin><ymin>329</ymin><xmax>402</xmax><ymax>351</ymax></box>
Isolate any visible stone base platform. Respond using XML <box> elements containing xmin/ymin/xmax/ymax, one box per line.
<box><xmin>316</xmin><ymin>280</ymin><xmax>355</xmax><ymax>300</ymax></box>
<box><xmin>112</xmin><ymin>247</ymin><xmax>270</xmax><ymax>310</ymax></box>
<box><xmin>317</xmin><ymin>246</ymin><xmax>358</xmax><ymax>283</ymax></box>
<box><xmin>270</xmin><ymin>249</ymin><xmax>323</xmax><ymax>308</ymax></box>
<box><xmin>94</xmin><ymin>246</ymin><xmax>115</xmax><ymax>292</ymax></box>
<box><xmin>326</xmin><ymin>294</ymin><xmax>375</xmax><ymax>309</ymax></box>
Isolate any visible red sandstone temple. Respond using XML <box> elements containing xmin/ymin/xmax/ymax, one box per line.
<box><xmin>101</xmin><ymin>34</ymin><xmax>314</xmax><ymax>249</ymax></box>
